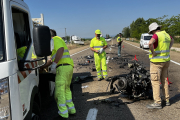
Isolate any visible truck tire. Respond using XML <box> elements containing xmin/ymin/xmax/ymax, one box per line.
<box><xmin>32</xmin><ymin>102</ymin><xmax>41</xmax><ymax>120</ymax></box>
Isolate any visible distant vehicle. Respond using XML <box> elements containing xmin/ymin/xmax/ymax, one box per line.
<box><xmin>140</xmin><ymin>33</ymin><xmax>153</xmax><ymax>49</ymax></box>
<box><xmin>126</xmin><ymin>38</ymin><xmax>130</xmax><ymax>40</ymax></box>
<box><xmin>73</xmin><ymin>40</ymin><xmax>84</xmax><ymax>45</ymax></box>
<box><xmin>70</xmin><ymin>35</ymin><xmax>84</xmax><ymax>45</ymax></box>
<box><xmin>105</xmin><ymin>38</ymin><xmax>111</xmax><ymax>41</ymax></box>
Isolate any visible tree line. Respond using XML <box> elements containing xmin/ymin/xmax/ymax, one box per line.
<box><xmin>122</xmin><ymin>14</ymin><xmax>180</xmax><ymax>43</ymax></box>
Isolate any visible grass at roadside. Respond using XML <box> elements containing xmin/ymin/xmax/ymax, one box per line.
<box><xmin>173</xmin><ymin>43</ymin><xmax>180</xmax><ymax>48</ymax></box>
<box><xmin>67</xmin><ymin>41</ymin><xmax>90</xmax><ymax>50</ymax></box>
<box><xmin>171</xmin><ymin>49</ymin><xmax>180</xmax><ymax>53</ymax></box>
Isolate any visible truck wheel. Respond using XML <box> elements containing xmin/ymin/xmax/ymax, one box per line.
<box><xmin>32</xmin><ymin>102</ymin><xmax>41</xmax><ymax>120</ymax></box>
<box><xmin>140</xmin><ymin>44</ymin><xmax>142</xmax><ymax>48</ymax></box>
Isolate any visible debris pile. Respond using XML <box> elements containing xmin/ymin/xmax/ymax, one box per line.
<box><xmin>110</xmin><ymin>61</ymin><xmax>152</xmax><ymax>99</ymax></box>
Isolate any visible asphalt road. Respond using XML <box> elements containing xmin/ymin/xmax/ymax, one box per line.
<box><xmin>40</xmin><ymin>40</ymin><xmax>180</xmax><ymax>120</ymax></box>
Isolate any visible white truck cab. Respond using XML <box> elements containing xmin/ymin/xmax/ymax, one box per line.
<box><xmin>0</xmin><ymin>0</ymin><xmax>54</xmax><ymax>119</ymax></box>
<box><xmin>70</xmin><ymin>35</ymin><xmax>84</xmax><ymax>45</ymax></box>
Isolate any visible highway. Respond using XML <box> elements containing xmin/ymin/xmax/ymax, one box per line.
<box><xmin>41</xmin><ymin>39</ymin><xmax>180</xmax><ymax>120</ymax></box>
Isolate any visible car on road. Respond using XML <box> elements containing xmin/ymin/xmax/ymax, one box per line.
<box><xmin>72</xmin><ymin>40</ymin><xmax>85</xmax><ymax>45</ymax></box>
<box><xmin>105</xmin><ymin>38</ymin><xmax>111</xmax><ymax>41</ymax></box>
<box><xmin>140</xmin><ymin>33</ymin><xmax>153</xmax><ymax>49</ymax></box>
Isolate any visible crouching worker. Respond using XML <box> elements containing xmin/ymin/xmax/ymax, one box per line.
<box><xmin>41</xmin><ymin>29</ymin><xmax>76</xmax><ymax>119</ymax></box>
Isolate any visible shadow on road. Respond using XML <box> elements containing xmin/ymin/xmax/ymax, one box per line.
<box><xmin>69</xmin><ymin>74</ymin><xmax>135</xmax><ymax>120</ymax></box>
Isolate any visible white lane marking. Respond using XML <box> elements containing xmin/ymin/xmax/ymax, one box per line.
<box><xmin>70</xmin><ymin>47</ymin><xmax>90</xmax><ymax>56</ymax></box>
<box><xmin>170</xmin><ymin>60</ymin><xmax>180</xmax><ymax>66</ymax></box>
<box><xmin>124</xmin><ymin>41</ymin><xmax>180</xmax><ymax>66</ymax></box>
<box><xmin>86</xmin><ymin>108</ymin><xmax>98</xmax><ymax>120</ymax></box>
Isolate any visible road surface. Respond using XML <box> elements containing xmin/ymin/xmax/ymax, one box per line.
<box><xmin>41</xmin><ymin>39</ymin><xmax>180</xmax><ymax>120</ymax></box>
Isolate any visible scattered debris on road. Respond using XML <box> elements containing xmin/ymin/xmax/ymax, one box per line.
<box><xmin>84</xmin><ymin>55</ymin><xmax>94</xmax><ymax>59</ymax></box>
<box><xmin>82</xmin><ymin>85</ymin><xmax>89</xmax><ymax>88</ymax></box>
<box><xmin>93</xmin><ymin>98</ymin><xmax>126</xmax><ymax>107</ymax></box>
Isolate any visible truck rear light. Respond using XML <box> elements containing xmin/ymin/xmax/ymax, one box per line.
<box><xmin>0</xmin><ymin>77</ymin><xmax>11</xmax><ymax>120</ymax></box>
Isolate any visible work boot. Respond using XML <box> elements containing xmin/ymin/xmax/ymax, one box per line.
<box><xmin>165</xmin><ymin>100</ymin><xmax>170</xmax><ymax>106</ymax></box>
<box><xmin>104</xmin><ymin>77</ymin><xmax>109</xmax><ymax>81</ymax></box>
<box><xmin>146</xmin><ymin>103</ymin><xmax>162</xmax><ymax>109</ymax></box>
<box><xmin>162</xmin><ymin>100</ymin><xmax>170</xmax><ymax>106</ymax></box>
<box><xmin>98</xmin><ymin>78</ymin><xmax>102</xmax><ymax>81</ymax></box>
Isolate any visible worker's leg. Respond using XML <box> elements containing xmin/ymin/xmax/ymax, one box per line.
<box><xmin>161</xmin><ymin>61</ymin><xmax>170</xmax><ymax>102</ymax></box>
<box><xmin>94</xmin><ymin>53</ymin><xmax>102</xmax><ymax>79</ymax></box>
<box><xmin>101</xmin><ymin>52</ymin><xmax>108</xmax><ymax>78</ymax></box>
<box><xmin>55</xmin><ymin>67</ymin><xmax>68</xmax><ymax>118</ymax></box>
<box><xmin>118</xmin><ymin>45</ymin><xmax>121</xmax><ymax>57</ymax></box>
<box><xmin>150</xmin><ymin>62</ymin><xmax>162</xmax><ymax>104</ymax></box>
<box><xmin>65</xmin><ymin>65</ymin><xmax>76</xmax><ymax>114</ymax></box>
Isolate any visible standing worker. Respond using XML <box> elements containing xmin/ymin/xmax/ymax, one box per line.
<box><xmin>90</xmin><ymin>29</ymin><xmax>108</xmax><ymax>81</ymax></box>
<box><xmin>147</xmin><ymin>22</ymin><xmax>174</xmax><ymax>109</ymax></box>
<box><xmin>117</xmin><ymin>33</ymin><xmax>123</xmax><ymax>57</ymax></box>
<box><xmin>43</xmin><ymin>29</ymin><xmax>76</xmax><ymax>119</ymax></box>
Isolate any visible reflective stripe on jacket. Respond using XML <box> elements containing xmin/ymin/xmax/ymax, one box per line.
<box><xmin>149</xmin><ymin>31</ymin><xmax>171</xmax><ymax>62</ymax></box>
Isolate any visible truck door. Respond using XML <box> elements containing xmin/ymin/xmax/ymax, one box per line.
<box><xmin>10</xmin><ymin>2</ymin><xmax>38</xmax><ymax>118</ymax></box>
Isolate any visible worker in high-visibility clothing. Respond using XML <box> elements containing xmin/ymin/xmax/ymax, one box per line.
<box><xmin>17</xmin><ymin>46</ymin><xmax>27</xmax><ymax>61</ymax></box>
<box><xmin>146</xmin><ymin>22</ymin><xmax>174</xmax><ymax>109</ymax></box>
<box><xmin>41</xmin><ymin>29</ymin><xmax>76</xmax><ymax>119</ymax></box>
<box><xmin>117</xmin><ymin>33</ymin><xmax>123</xmax><ymax>57</ymax></box>
<box><xmin>90</xmin><ymin>29</ymin><xmax>108</xmax><ymax>81</ymax></box>
<box><xmin>50</xmin><ymin>29</ymin><xmax>76</xmax><ymax>119</ymax></box>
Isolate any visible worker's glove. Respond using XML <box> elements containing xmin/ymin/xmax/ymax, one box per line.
<box><xmin>50</xmin><ymin>62</ymin><xmax>57</xmax><ymax>74</ymax></box>
<box><xmin>99</xmin><ymin>48</ymin><xmax>104</xmax><ymax>54</ymax></box>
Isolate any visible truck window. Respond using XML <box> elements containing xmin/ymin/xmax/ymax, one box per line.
<box><xmin>11</xmin><ymin>7</ymin><xmax>31</xmax><ymax>60</ymax></box>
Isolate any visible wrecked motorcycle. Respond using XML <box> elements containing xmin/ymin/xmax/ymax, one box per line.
<box><xmin>110</xmin><ymin>61</ymin><xmax>152</xmax><ymax>99</ymax></box>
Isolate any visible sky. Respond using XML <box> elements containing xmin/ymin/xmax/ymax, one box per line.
<box><xmin>25</xmin><ymin>0</ymin><xmax>180</xmax><ymax>38</ymax></box>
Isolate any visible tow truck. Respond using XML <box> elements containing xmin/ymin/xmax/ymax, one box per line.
<box><xmin>0</xmin><ymin>0</ymin><xmax>55</xmax><ymax>119</ymax></box>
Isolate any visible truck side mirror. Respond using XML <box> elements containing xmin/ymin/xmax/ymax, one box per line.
<box><xmin>33</xmin><ymin>26</ymin><xmax>52</xmax><ymax>57</ymax></box>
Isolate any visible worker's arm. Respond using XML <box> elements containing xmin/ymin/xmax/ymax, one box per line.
<box><xmin>149</xmin><ymin>38</ymin><xmax>158</xmax><ymax>57</ymax></box>
<box><xmin>40</xmin><ymin>59</ymin><xmax>52</xmax><ymax>69</ymax></box>
<box><xmin>54</xmin><ymin>47</ymin><xmax>64</xmax><ymax>63</ymax></box>
<box><xmin>169</xmin><ymin>37</ymin><xmax>174</xmax><ymax>49</ymax></box>
<box><xmin>103</xmin><ymin>45</ymin><xmax>108</xmax><ymax>49</ymax></box>
<box><xmin>91</xmin><ymin>47</ymin><xmax>99</xmax><ymax>53</ymax></box>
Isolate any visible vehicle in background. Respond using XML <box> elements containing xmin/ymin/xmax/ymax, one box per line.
<box><xmin>70</xmin><ymin>35</ymin><xmax>84</xmax><ymax>45</ymax></box>
<box><xmin>105</xmin><ymin>38</ymin><xmax>111</xmax><ymax>41</ymax></box>
<box><xmin>140</xmin><ymin>33</ymin><xmax>153</xmax><ymax>49</ymax></box>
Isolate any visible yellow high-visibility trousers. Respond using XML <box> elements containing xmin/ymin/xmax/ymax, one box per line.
<box><xmin>94</xmin><ymin>52</ymin><xmax>108</xmax><ymax>78</ymax></box>
<box><xmin>55</xmin><ymin>65</ymin><xmax>76</xmax><ymax>118</ymax></box>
